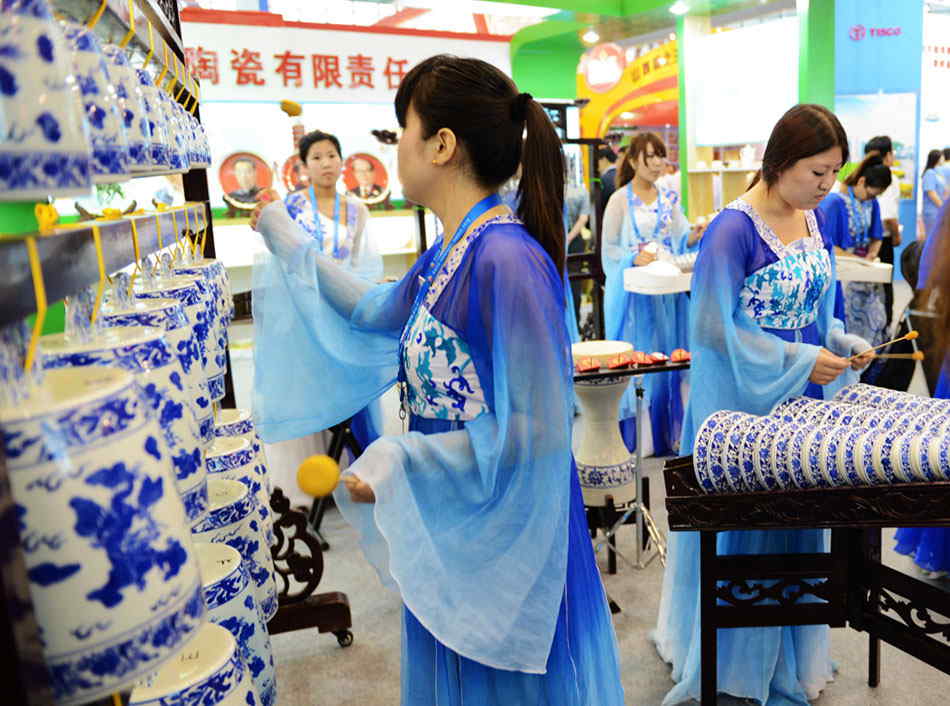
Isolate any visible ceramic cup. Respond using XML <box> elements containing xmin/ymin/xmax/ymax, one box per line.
<box><xmin>134</xmin><ymin>67</ymin><xmax>171</xmax><ymax>173</ymax></box>
<box><xmin>1</xmin><ymin>366</ymin><xmax>205</xmax><ymax>705</ymax></box>
<box><xmin>0</xmin><ymin>0</ymin><xmax>93</xmax><ymax>200</ymax></box>
<box><xmin>156</xmin><ymin>86</ymin><xmax>188</xmax><ymax>173</ymax></box>
<box><xmin>193</xmin><ymin>479</ymin><xmax>277</xmax><ymax>627</ymax></box>
<box><xmin>195</xmin><ymin>542</ymin><xmax>277</xmax><ymax>706</ymax></box>
<box><xmin>130</xmin><ymin>622</ymin><xmax>259</xmax><ymax>706</ymax></box>
<box><xmin>101</xmin><ymin>43</ymin><xmax>151</xmax><ymax>173</ymax></box>
<box><xmin>174</xmin><ymin>259</ymin><xmax>230</xmax><ymax>401</ymax></box>
<box><xmin>60</xmin><ymin>19</ymin><xmax>130</xmax><ymax>182</ymax></box>
<box><xmin>206</xmin><ymin>438</ymin><xmax>278</xmax><ymax>621</ymax></box>
<box><xmin>40</xmin><ymin>326</ymin><xmax>208</xmax><ymax>526</ymax></box>
<box><xmin>215</xmin><ymin>408</ymin><xmax>274</xmax><ymax>544</ymax></box>
<box><xmin>101</xmin><ymin>295</ymin><xmax>214</xmax><ymax>447</ymax></box>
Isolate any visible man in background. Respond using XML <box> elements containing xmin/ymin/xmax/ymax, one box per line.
<box><xmin>349</xmin><ymin>157</ymin><xmax>383</xmax><ymax>200</ymax></box>
<box><xmin>597</xmin><ymin>146</ymin><xmax>618</xmax><ymax>212</ymax></box>
<box><xmin>227</xmin><ymin>157</ymin><xmax>262</xmax><ymax>203</ymax></box>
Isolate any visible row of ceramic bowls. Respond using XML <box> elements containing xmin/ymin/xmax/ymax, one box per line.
<box><xmin>694</xmin><ymin>383</ymin><xmax>950</xmax><ymax>494</ymax></box>
<box><xmin>1</xmin><ymin>0</ymin><xmax>210</xmax><ymax>202</ymax></box>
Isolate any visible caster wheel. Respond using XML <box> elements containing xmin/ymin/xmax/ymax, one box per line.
<box><xmin>321</xmin><ymin>540</ymin><xmax>330</xmax><ymax>551</ymax></box>
<box><xmin>335</xmin><ymin>630</ymin><xmax>354</xmax><ymax>648</ymax></box>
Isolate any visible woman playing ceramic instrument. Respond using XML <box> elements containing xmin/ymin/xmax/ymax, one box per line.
<box><xmin>251</xmin><ymin>55</ymin><xmax>624</xmax><ymax>704</ymax></box>
<box><xmin>654</xmin><ymin>104</ymin><xmax>874</xmax><ymax>706</ymax></box>
<box><xmin>601</xmin><ymin>132</ymin><xmax>702</xmax><ymax>456</ymax></box>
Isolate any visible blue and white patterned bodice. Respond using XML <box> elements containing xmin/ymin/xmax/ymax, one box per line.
<box><xmin>285</xmin><ymin>190</ymin><xmax>357</xmax><ymax>265</ymax></box>
<box><xmin>731</xmin><ymin>199</ymin><xmax>832</xmax><ymax>330</ymax></box>
<box><xmin>399</xmin><ymin>216</ymin><xmax>519</xmax><ymax>421</ymax></box>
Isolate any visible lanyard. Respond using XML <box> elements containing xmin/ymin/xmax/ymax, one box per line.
<box><xmin>846</xmin><ymin>187</ymin><xmax>870</xmax><ymax>245</ymax></box>
<box><xmin>308</xmin><ymin>186</ymin><xmax>341</xmax><ymax>257</ymax></box>
<box><xmin>397</xmin><ymin>193</ymin><xmax>502</xmax><ymax>416</ymax></box>
<box><xmin>626</xmin><ymin>182</ymin><xmax>667</xmax><ymax>243</ymax></box>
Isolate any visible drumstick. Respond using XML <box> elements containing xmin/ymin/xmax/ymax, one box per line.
<box><xmin>848</xmin><ymin>330</ymin><xmax>918</xmax><ymax>361</ymax></box>
<box><xmin>874</xmin><ymin>351</ymin><xmax>925</xmax><ymax>361</ymax></box>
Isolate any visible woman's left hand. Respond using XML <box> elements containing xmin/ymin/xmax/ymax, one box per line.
<box><xmin>850</xmin><ymin>349</ymin><xmax>875</xmax><ymax>371</ymax></box>
<box><xmin>342</xmin><ymin>474</ymin><xmax>376</xmax><ymax>503</ymax></box>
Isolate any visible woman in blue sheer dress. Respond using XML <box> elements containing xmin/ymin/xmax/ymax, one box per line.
<box><xmin>654</xmin><ymin>105</ymin><xmax>872</xmax><ymax>706</ymax></box>
<box><xmin>817</xmin><ymin>154</ymin><xmax>892</xmax><ymax>381</ymax></box>
<box><xmin>895</xmin><ymin>201</ymin><xmax>950</xmax><ymax>577</ymax></box>
<box><xmin>601</xmin><ymin>132</ymin><xmax>701</xmax><ymax>456</ymax></box>
<box><xmin>921</xmin><ymin>149</ymin><xmax>946</xmax><ymax>239</ymax></box>
<box><xmin>284</xmin><ymin>129</ymin><xmax>384</xmax><ymax>448</ymax></box>
<box><xmin>251</xmin><ymin>55</ymin><xmax>624</xmax><ymax>705</ymax></box>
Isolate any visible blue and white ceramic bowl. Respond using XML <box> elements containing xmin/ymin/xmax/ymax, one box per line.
<box><xmin>195</xmin><ymin>542</ymin><xmax>276</xmax><ymax>706</ymax></box>
<box><xmin>926</xmin><ymin>434</ymin><xmax>950</xmax><ymax>481</ymax></box>
<box><xmin>101</xmin><ymin>296</ymin><xmax>214</xmax><ymax>448</ymax></box>
<box><xmin>1</xmin><ymin>366</ymin><xmax>205</xmax><ymax>705</ymax></box>
<box><xmin>206</xmin><ymin>438</ymin><xmax>278</xmax><ymax>621</ymax></box>
<box><xmin>130</xmin><ymin>622</ymin><xmax>259</xmax><ymax>706</ymax></box>
<box><xmin>820</xmin><ymin>426</ymin><xmax>850</xmax><ymax>487</ymax></box>
<box><xmin>889</xmin><ymin>433</ymin><xmax>916</xmax><ymax>483</ymax></box>
<box><xmin>832</xmin><ymin>427</ymin><xmax>865</xmax><ymax>487</ymax></box>
<box><xmin>174</xmin><ymin>259</ymin><xmax>228</xmax><ymax>401</ymax></box>
<box><xmin>750</xmin><ymin>416</ymin><xmax>782</xmax><ymax>491</ymax></box>
<box><xmin>768</xmin><ymin>397</ymin><xmax>816</xmax><ymax>424</ymax></box>
<box><xmin>721</xmin><ymin>414</ymin><xmax>756</xmax><ymax>493</ymax></box>
<box><xmin>798</xmin><ymin>426</ymin><xmax>829</xmax><ymax>488</ymax></box>
<box><xmin>852</xmin><ymin>430</ymin><xmax>879</xmax><ymax>486</ymax></box>
<box><xmin>134</xmin><ymin>67</ymin><xmax>171</xmax><ymax>173</ymax></box>
<box><xmin>215</xmin><ymin>409</ymin><xmax>273</xmax><ymax>545</ymax></box>
<box><xmin>193</xmin><ymin>479</ymin><xmax>277</xmax><ymax>627</ymax></box>
<box><xmin>40</xmin><ymin>326</ymin><xmax>208</xmax><ymax>526</ymax></box>
<box><xmin>695</xmin><ymin>411</ymin><xmax>748</xmax><ymax>494</ymax></box>
<box><xmin>869</xmin><ymin>431</ymin><xmax>900</xmax><ymax>484</ymax></box>
<box><xmin>60</xmin><ymin>19</ymin><xmax>130</xmax><ymax>182</ymax></box>
<box><xmin>0</xmin><ymin>0</ymin><xmax>92</xmax><ymax>200</ymax></box>
<box><xmin>101</xmin><ymin>43</ymin><xmax>151</xmax><ymax>173</ymax></box>
<box><xmin>770</xmin><ymin>422</ymin><xmax>805</xmax><ymax>489</ymax></box>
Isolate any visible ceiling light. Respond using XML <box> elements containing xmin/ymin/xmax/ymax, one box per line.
<box><xmin>669</xmin><ymin>32</ymin><xmax>676</xmax><ymax>41</ymax></box>
<box><xmin>669</xmin><ymin>1</ymin><xmax>689</xmax><ymax>15</ymax></box>
<box><xmin>582</xmin><ymin>28</ymin><xmax>600</xmax><ymax>44</ymax></box>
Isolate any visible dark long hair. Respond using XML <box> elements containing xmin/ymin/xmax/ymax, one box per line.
<box><xmin>395</xmin><ymin>55</ymin><xmax>565</xmax><ymax>271</ymax></box>
<box><xmin>749</xmin><ymin>104</ymin><xmax>849</xmax><ymax>190</ymax></box>
<box><xmin>298</xmin><ymin>130</ymin><xmax>342</xmax><ymax>162</ymax></box>
<box><xmin>924</xmin><ymin>149</ymin><xmax>942</xmax><ymax>177</ymax></box>
<box><xmin>844</xmin><ymin>152</ymin><xmax>892</xmax><ymax>191</ymax></box>
<box><xmin>616</xmin><ymin>132</ymin><xmax>667</xmax><ymax>189</ymax></box>
<box><xmin>923</xmin><ymin>205</ymin><xmax>950</xmax><ymax>358</ymax></box>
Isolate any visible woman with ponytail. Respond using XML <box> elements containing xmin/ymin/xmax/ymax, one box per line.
<box><xmin>655</xmin><ymin>105</ymin><xmax>873</xmax><ymax>705</ymax></box>
<box><xmin>601</xmin><ymin>132</ymin><xmax>701</xmax><ymax>456</ymax></box>
<box><xmin>818</xmin><ymin>153</ymin><xmax>892</xmax><ymax>378</ymax></box>
<box><xmin>922</xmin><ymin>148</ymin><xmax>946</xmax><ymax>237</ymax></box>
<box><xmin>250</xmin><ymin>55</ymin><xmax>624</xmax><ymax>704</ymax></box>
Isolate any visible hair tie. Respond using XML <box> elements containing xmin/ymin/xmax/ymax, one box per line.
<box><xmin>511</xmin><ymin>92</ymin><xmax>532</xmax><ymax>122</ymax></box>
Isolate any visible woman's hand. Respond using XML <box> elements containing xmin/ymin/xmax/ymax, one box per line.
<box><xmin>634</xmin><ymin>249</ymin><xmax>657</xmax><ymax>267</ymax></box>
<box><xmin>809</xmin><ymin>348</ymin><xmax>850</xmax><ymax>385</ymax></box>
<box><xmin>687</xmin><ymin>223</ymin><xmax>706</xmax><ymax>247</ymax></box>
<box><xmin>849</xmin><ymin>349</ymin><xmax>875</xmax><ymax>371</ymax></box>
<box><xmin>342</xmin><ymin>474</ymin><xmax>375</xmax><ymax>503</ymax></box>
<box><xmin>250</xmin><ymin>189</ymin><xmax>281</xmax><ymax>231</ymax></box>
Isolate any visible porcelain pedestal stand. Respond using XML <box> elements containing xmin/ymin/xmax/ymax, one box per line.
<box><xmin>572</xmin><ymin>341</ymin><xmax>666</xmax><ymax>574</ymax></box>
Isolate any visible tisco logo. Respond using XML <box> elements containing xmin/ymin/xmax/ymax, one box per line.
<box><xmin>849</xmin><ymin>24</ymin><xmax>902</xmax><ymax>41</ymax></box>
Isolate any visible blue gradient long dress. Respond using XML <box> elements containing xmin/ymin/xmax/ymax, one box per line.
<box><xmin>252</xmin><ymin>202</ymin><xmax>624</xmax><ymax>705</ymax></box>
<box><xmin>654</xmin><ymin>199</ymin><xmax>862</xmax><ymax>706</ymax></box>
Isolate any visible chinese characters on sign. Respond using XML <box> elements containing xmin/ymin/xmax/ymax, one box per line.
<box><xmin>185</xmin><ymin>46</ymin><xmax>412</xmax><ymax>90</ymax></box>
<box><xmin>926</xmin><ymin>44</ymin><xmax>950</xmax><ymax>70</ymax></box>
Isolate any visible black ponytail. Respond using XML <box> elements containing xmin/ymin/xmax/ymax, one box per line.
<box><xmin>395</xmin><ymin>55</ymin><xmax>565</xmax><ymax>272</ymax></box>
<box><xmin>845</xmin><ymin>152</ymin><xmax>892</xmax><ymax>190</ymax></box>
<box><xmin>924</xmin><ymin>149</ymin><xmax>942</xmax><ymax>177</ymax></box>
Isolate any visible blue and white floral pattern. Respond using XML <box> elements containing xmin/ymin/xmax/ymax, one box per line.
<box><xmin>576</xmin><ymin>459</ymin><xmax>636</xmax><ymax>493</ymax></box>
<box><xmin>738</xmin><ymin>248</ymin><xmax>832</xmax><ymax>330</ymax></box>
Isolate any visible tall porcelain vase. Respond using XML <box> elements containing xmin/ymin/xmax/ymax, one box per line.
<box><xmin>571</xmin><ymin>341</ymin><xmax>638</xmax><ymax>508</ymax></box>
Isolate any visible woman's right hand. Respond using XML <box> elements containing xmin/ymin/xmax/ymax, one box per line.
<box><xmin>250</xmin><ymin>189</ymin><xmax>281</xmax><ymax>231</ymax></box>
<box><xmin>634</xmin><ymin>249</ymin><xmax>657</xmax><ymax>267</ymax></box>
<box><xmin>809</xmin><ymin>348</ymin><xmax>850</xmax><ymax>385</ymax></box>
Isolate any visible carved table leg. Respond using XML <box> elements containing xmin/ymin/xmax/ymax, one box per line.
<box><xmin>700</xmin><ymin>530</ymin><xmax>718</xmax><ymax>705</ymax></box>
<box><xmin>865</xmin><ymin>528</ymin><xmax>882</xmax><ymax>687</ymax></box>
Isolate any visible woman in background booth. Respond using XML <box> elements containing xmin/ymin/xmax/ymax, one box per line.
<box><xmin>818</xmin><ymin>153</ymin><xmax>892</xmax><ymax>379</ymax></box>
<box><xmin>922</xmin><ymin>149</ymin><xmax>946</xmax><ymax>238</ymax></box>
<box><xmin>601</xmin><ymin>132</ymin><xmax>701</xmax><ymax>456</ymax></box>
<box><xmin>654</xmin><ymin>104</ymin><xmax>872</xmax><ymax>706</ymax></box>
<box><xmin>895</xmin><ymin>201</ymin><xmax>950</xmax><ymax>578</ymax></box>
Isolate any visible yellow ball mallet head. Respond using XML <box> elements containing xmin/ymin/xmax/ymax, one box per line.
<box><xmin>297</xmin><ymin>454</ymin><xmax>341</xmax><ymax>498</ymax></box>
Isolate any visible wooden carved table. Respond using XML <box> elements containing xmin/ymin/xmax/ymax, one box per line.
<box><xmin>664</xmin><ymin>456</ymin><xmax>950</xmax><ymax>704</ymax></box>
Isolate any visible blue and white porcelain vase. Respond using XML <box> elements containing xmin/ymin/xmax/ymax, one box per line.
<box><xmin>193</xmin><ymin>479</ymin><xmax>278</xmax><ymax>629</ymax></box>
<box><xmin>60</xmin><ymin>19</ymin><xmax>130</xmax><ymax>183</ymax></box>
<box><xmin>215</xmin><ymin>408</ymin><xmax>273</xmax><ymax>539</ymax></box>
<box><xmin>195</xmin><ymin>542</ymin><xmax>277</xmax><ymax>706</ymax></box>
<box><xmin>205</xmin><ymin>441</ymin><xmax>278</xmax><ymax>622</ymax></box>
<box><xmin>130</xmin><ymin>622</ymin><xmax>260</xmax><ymax>706</ymax></box>
<box><xmin>101</xmin><ymin>295</ymin><xmax>214</xmax><ymax>447</ymax></box>
<box><xmin>0</xmin><ymin>0</ymin><xmax>93</xmax><ymax>200</ymax></box>
<box><xmin>40</xmin><ymin>325</ymin><xmax>209</xmax><ymax>526</ymax></box>
<box><xmin>134</xmin><ymin>67</ymin><xmax>171</xmax><ymax>173</ymax></box>
<box><xmin>571</xmin><ymin>341</ymin><xmax>638</xmax><ymax>507</ymax></box>
<box><xmin>1</xmin><ymin>366</ymin><xmax>205</xmax><ymax>705</ymax></box>
<box><xmin>175</xmin><ymin>259</ymin><xmax>231</xmax><ymax>401</ymax></box>
<box><xmin>101</xmin><ymin>43</ymin><xmax>151</xmax><ymax>173</ymax></box>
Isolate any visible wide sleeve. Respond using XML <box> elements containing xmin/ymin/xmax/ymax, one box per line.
<box><xmin>601</xmin><ymin>188</ymin><xmax>635</xmax><ymax>339</ymax></box>
<box><xmin>681</xmin><ymin>211</ymin><xmax>822</xmax><ymax>451</ymax></box>
<box><xmin>348</xmin><ymin>201</ymin><xmax>384</xmax><ymax>282</ymax></box>
<box><xmin>817</xmin><ymin>195</ymin><xmax>851</xmax><ymax>250</ymax></box>
<box><xmin>665</xmin><ymin>190</ymin><xmax>693</xmax><ymax>255</ymax></box>
<box><xmin>334</xmin><ymin>227</ymin><xmax>574</xmax><ymax>674</ymax></box>
<box><xmin>251</xmin><ymin>201</ymin><xmax>430</xmax><ymax>442</ymax></box>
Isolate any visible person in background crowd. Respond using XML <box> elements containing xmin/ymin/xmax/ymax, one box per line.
<box><xmin>564</xmin><ymin>178</ymin><xmax>591</xmax><ymax>339</ymax></box>
<box><xmin>938</xmin><ymin>147</ymin><xmax>950</xmax><ymax>192</ymax></box>
<box><xmin>895</xmin><ymin>201</ymin><xmax>950</xmax><ymax>578</ymax></box>
<box><xmin>864</xmin><ymin>136</ymin><xmax>901</xmax><ymax>326</ymax></box>
<box><xmin>601</xmin><ymin>132</ymin><xmax>701</xmax><ymax>456</ymax></box>
<box><xmin>227</xmin><ymin>157</ymin><xmax>263</xmax><ymax>203</ymax></box>
<box><xmin>922</xmin><ymin>149</ymin><xmax>945</xmax><ymax>238</ymax></box>
<box><xmin>251</xmin><ymin>54</ymin><xmax>625</xmax><ymax>705</ymax></box>
<box><xmin>655</xmin><ymin>104</ymin><xmax>872</xmax><ymax>706</ymax></box>
<box><xmin>597</xmin><ymin>145</ymin><xmax>618</xmax><ymax>211</ymax></box>
<box><xmin>818</xmin><ymin>153</ymin><xmax>892</xmax><ymax>380</ymax></box>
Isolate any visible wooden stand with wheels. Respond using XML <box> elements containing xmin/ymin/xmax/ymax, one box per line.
<box><xmin>267</xmin><ymin>487</ymin><xmax>354</xmax><ymax>648</ymax></box>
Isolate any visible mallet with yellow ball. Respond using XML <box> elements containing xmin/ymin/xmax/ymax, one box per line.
<box><xmin>848</xmin><ymin>330</ymin><xmax>919</xmax><ymax>362</ymax></box>
<box><xmin>297</xmin><ymin>454</ymin><xmax>341</xmax><ymax>498</ymax></box>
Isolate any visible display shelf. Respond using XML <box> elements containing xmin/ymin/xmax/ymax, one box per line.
<box><xmin>0</xmin><ymin>204</ymin><xmax>208</xmax><ymax>327</ymax></box>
